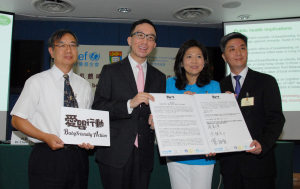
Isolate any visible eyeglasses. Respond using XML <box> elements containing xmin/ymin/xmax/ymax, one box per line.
<box><xmin>53</xmin><ymin>44</ymin><xmax>79</xmax><ymax>50</ymax></box>
<box><xmin>130</xmin><ymin>32</ymin><xmax>157</xmax><ymax>41</ymax></box>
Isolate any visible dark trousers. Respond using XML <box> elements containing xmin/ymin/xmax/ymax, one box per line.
<box><xmin>98</xmin><ymin>146</ymin><xmax>151</xmax><ymax>189</ymax></box>
<box><xmin>28</xmin><ymin>143</ymin><xmax>89</xmax><ymax>189</ymax></box>
<box><xmin>222</xmin><ymin>166</ymin><xmax>276</xmax><ymax>189</ymax></box>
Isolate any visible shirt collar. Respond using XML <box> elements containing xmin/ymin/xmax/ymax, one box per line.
<box><xmin>51</xmin><ymin>64</ymin><xmax>74</xmax><ymax>82</ymax></box>
<box><xmin>231</xmin><ymin>66</ymin><xmax>248</xmax><ymax>79</ymax></box>
<box><xmin>128</xmin><ymin>53</ymin><xmax>147</xmax><ymax>69</ymax></box>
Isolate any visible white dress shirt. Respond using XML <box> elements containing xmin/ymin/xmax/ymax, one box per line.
<box><xmin>128</xmin><ymin>53</ymin><xmax>147</xmax><ymax>84</ymax></box>
<box><xmin>11</xmin><ymin>64</ymin><xmax>94</xmax><ymax>143</ymax></box>
<box><xmin>230</xmin><ymin>66</ymin><xmax>248</xmax><ymax>90</ymax></box>
<box><xmin>127</xmin><ymin>53</ymin><xmax>147</xmax><ymax>113</ymax></box>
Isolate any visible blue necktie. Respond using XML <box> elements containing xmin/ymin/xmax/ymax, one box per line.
<box><xmin>233</xmin><ymin>75</ymin><xmax>242</xmax><ymax>99</ymax></box>
<box><xmin>63</xmin><ymin>74</ymin><xmax>78</xmax><ymax>108</ymax></box>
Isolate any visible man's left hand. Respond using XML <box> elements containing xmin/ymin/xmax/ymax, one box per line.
<box><xmin>246</xmin><ymin>140</ymin><xmax>262</xmax><ymax>154</ymax></box>
<box><xmin>78</xmin><ymin>143</ymin><xmax>94</xmax><ymax>150</ymax></box>
<box><xmin>148</xmin><ymin>114</ymin><xmax>154</xmax><ymax>130</ymax></box>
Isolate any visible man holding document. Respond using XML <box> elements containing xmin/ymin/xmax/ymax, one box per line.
<box><xmin>92</xmin><ymin>19</ymin><xmax>166</xmax><ymax>189</ymax></box>
<box><xmin>219</xmin><ymin>32</ymin><xmax>285</xmax><ymax>189</ymax></box>
<box><xmin>11</xmin><ymin>29</ymin><xmax>94</xmax><ymax>189</ymax></box>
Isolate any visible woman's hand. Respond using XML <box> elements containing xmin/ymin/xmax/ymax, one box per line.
<box><xmin>184</xmin><ymin>91</ymin><xmax>196</xmax><ymax>95</ymax></box>
<box><xmin>206</xmin><ymin>152</ymin><xmax>216</xmax><ymax>157</ymax></box>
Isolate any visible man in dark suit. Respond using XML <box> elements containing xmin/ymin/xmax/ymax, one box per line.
<box><xmin>219</xmin><ymin>32</ymin><xmax>285</xmax><ymax>189</ymax></box>
<box><xmin>92</xmin><ymin>19</ymin><xmax>166</xmax><ymax>189</ymax></box>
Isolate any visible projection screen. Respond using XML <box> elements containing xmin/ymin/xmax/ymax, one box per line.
<box><xmin>224</xmin><ymin>18</ymin><xmax>300</xmax><ymax>140</ymax></box>
<box><xmin>0</xmin><ymin>11</ymin><xmax>14</xmax><ymax>140</ymax></box>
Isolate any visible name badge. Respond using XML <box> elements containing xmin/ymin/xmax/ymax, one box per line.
<box><xmin>241</xmin><ymin>97</ymin><xmax>254</xmax><ymax>106</ymax></box>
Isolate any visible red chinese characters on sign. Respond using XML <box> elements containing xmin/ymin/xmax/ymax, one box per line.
<box><xmin>88</xmin><ymin>73</ymin><xmax>93</xmax><ymax>79</ymax></box>
<box><xmin>65</xmin><ymin>115</ymin><xmax>104</xmax><ymax>130</ymax></box>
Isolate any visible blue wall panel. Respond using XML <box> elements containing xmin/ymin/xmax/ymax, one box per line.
<box><xmin>154</xmin><ymin>25</ymin><xmax>171</xmax><ymax>47</ymax></box>
<box><xmin>67</xmin><ymin>22</ymin><xmax>121</xmax><ymax>45</ymax></box>
<box><xmin>169</xmin><ymin>26</ymin><xmax>222</xmax><ymax>48</ymax></box>
<box><xmin>14</xmin><ymin>20</ymin><xmax>222</xmax><ymax>54</ymax></box>
<box><xmin>119</xmin><ymin>23</ymin><xmax>133</xmax><ymax>46</ymax></box>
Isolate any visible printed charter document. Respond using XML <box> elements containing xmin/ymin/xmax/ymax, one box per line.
<box><xmin>149</xmin><ymin>93</ymin><xmax>253</xmax><ymax>156</ymax></box>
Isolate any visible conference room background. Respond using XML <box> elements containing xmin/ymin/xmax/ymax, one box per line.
<box><xmin>7</xmin><ymin>19</ymin><xmax>224</xmax><ymax>137</ymax></box>
<box><xmin>5</xmin><ymin>19</ymin><xmax>300</xmax><ymax>173</ymax></box>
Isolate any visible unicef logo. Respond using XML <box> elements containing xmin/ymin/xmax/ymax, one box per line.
<box><xmin>89</xmin><ymin>52</ymin><xmax>100</xmax><ymax>61</ymax></box>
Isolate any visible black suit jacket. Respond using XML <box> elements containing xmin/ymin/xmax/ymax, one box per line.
<box><xmin>219</xmin><ymin>68</ymin><xmax>285</xmax><ymax>178</ymax></box>
<box><xmin>92</xmin><ymin>57</ymin><xmax>166</xmax><ymax>171</ymax></box>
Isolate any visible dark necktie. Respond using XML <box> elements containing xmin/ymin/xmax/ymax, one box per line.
<box><xmin>63</xmin><ymin>74</ymin><xmax>78</xmax><ymax>108</ymax></box>
<box><xmin>233</xmin><ymin>75</ymin><xmax>242</xmax><ymax>99</ymax></box>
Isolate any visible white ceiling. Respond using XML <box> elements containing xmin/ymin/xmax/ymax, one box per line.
<box><xmin>0</xmin><ymin>0</ymin><xmax>299</xmax><ymax>28</ymax></box>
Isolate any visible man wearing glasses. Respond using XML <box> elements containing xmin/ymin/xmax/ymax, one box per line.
<box><xmin>92</xmin><ymin>19</ymin><xmax>166</xmax><ymax>189</ymax></box>
<box><xmin>11</xmin><ymin>29</ymin><xmax>94</xmax><ymax>189</ymax></box>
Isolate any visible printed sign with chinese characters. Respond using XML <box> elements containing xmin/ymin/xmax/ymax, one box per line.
<box><xmin>60</xmin><ymin>107</ymin><xmax>110</xmax><ymax>146</ymax></box>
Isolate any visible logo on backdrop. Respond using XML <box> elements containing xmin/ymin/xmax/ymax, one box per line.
<box><xmin>76</xmin><ymin>51</ymin><xmax>100</xmax><ymax>68</ymax></box>
<box><xmin>89</xmin><ymin>52</ymin><xmax>100</xmax><ymax>61</ymax></box>
<box><xmin>0</xmin><ymin>15</ymin><xmax>11</xmax><ymax>26</ymax></box>
<box><xmin>109</xmin><ymin>51</ymin><xmax>122</xmax><ymax>63</ymax></box>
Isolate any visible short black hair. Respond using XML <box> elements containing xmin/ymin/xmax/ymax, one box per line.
<box><xmin>47</xmin><ymin>29</ymin><xmax>78</xmax><ymax>48</ymax></box>
<box><xmin>174</xmin><ymin>39</ymin><xmax>211</xmax><ymax>90</ymax></box>
<box><xmin>129</xmin><ymin>19</ymin><xmax>157</xmax><ymax>39</ymax></box>
<box><xmin>220</xmin><ymin>32</ymin><xmax>247</xmax><ymax>53</ymax></box>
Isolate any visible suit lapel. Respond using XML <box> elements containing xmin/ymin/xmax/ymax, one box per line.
<box><xmin>118</xmin><ymin>58</ymin><xmax>155</xmax><ymax>106</ymax></box>
<box><xmin>224</xmin><ymin>75</ymin><xmax>234</xmax><ymax>92</ymax></box>
<box><xmin>120</xmin><ymin>57</ymin><xmax>138</xmax><ymax>94</ymax></box>
<box><xmin>237</xmin><ymin>68</ymin><xmax>256</xmax><ymax>102</ymax></box>
<box><xmin>144</xmin><ymin>63</ymin><xmax>154</xmax><ymax>93</ymax></box>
